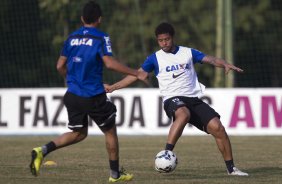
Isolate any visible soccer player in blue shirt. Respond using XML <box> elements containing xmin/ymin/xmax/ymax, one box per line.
<box><xmin>106</xmin><ymin>22</ymin><xmax>248</xmax><ymax>176</ymax></box>
<box><xmin>29</xmin><ymin>1</ymin><xmax>146</xmax><ymax>182</ymax></box>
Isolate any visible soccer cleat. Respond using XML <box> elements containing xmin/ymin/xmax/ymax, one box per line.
<box><xmin>30</xmin><ymin>147</ymin><xmax>43</xmax><ymax>176</ymax></box>
<box><xmin>228</xmin><ymin>167</ymin><xmax>249</xmax><ymax>176</ymax></box>
<box><xmin>109</xmin><ymin>168</ymin><xmax>133</xmax><ymax>182</ymax></box>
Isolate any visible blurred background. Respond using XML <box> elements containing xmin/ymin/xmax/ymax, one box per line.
<box><xmin>0</xmin><ymin>0</ymin><xmax>281</xmax><ymax>88</ymax></box>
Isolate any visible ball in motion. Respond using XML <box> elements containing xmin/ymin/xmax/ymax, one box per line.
<box><xmin>155</xmin><ymin>150</ymin><xmax>178</xmax><ymax>173</ymax></box>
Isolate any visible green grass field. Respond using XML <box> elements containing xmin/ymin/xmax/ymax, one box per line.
<box><xmin>0</xmin><ymin>135</ymin><xmax>281</xmax><ymax>184</ymax></box>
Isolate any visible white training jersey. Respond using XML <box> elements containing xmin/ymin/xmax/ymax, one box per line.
<box><xmin>141</xmin><ymin>46</ymin><xmax>206</xmax><ymax>101</ymax></box>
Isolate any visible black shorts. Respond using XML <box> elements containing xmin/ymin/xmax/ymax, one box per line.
<box><xmin>63</xmin><ymin>92</ymin><xmax>117</xmax><ymax>131</ymax></box>
<box><xmin>164</xmin><ymin>96</ymin><xmax>220</xmax><ymax>133</ymax></box>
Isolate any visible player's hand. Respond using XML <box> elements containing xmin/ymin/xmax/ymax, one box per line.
<box><xmin>104</xmin><ymin>84</ymin><xmax>115</xmax><ymax>93</ymax></box>
<box><xmin>136</xmin><ymin>69</ymin><xmax>150</xmax><ymax>86</ymax></box>
<box><xmin>137</xmin><ymin>70</ymin><xmax>147</xmax><ymax>80</ymax></box>
<box><xmin>224</xmin><ymin>63</ymin><xmax>244</xmax><ymax>74</ymax></box>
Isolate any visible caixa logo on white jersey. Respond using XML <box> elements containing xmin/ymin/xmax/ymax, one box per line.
<box><xmin>166</xmin><ymin>63</ymin><xmax>191</xmax><ymax>72</ymax></box>
<box><xmin>70</xmin><ymin>38</ymin><xmax>93</xmax><ymax>46</ymax></box>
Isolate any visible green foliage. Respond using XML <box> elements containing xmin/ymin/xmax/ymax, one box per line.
<box><xmin>0</xmin><ymin>0</ymin><xmax>281</xmax><ymax>87</ymax></box>
<box><xmin>234</xmin><ymin>0</ymin><xmax>282</xmax><ymax>87</ymax></box>
<box><xmin>101</xmin><ymin>0</ymin><xmax>216</xmax><ymax>86</ymax></box>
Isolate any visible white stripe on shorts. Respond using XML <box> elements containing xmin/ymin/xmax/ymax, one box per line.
<box><xmin>68</xmin><ymin>124</ymin><xmax>83</xmax><ymax>128</ymax></box>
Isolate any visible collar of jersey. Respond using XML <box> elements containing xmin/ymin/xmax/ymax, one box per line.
<box><xmin>82</xmin><ymin>26</ymin><xmax>98</xmax><ymax>30</ymax></box>
<box><xmin>163</xmin><ymin>45</ymin><xmax>179</xmax><ymax>54</ymax></box>
<box><xmin>171</xmin><ymin>46</ymin><xmax>179</xmax><ymax>54</ymax></box>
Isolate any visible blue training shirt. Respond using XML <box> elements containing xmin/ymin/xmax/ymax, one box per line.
<box><xmin>61</xmin><ymin>26</ymin><xmax>113</xmax><ymax>97</ymax></box>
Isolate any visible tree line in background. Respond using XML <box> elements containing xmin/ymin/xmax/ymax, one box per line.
<box><xmin>0</xmin><ymin>0</ymin><xmax>281</xmax><ymax>88</ymax></box>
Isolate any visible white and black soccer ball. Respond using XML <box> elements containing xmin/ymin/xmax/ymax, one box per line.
<box><xmin>155</xmin><ymin>150</ymin><xmax>178</xmax><ymax>173</ymax></box>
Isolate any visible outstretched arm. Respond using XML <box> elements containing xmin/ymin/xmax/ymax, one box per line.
<box><xmin>103</xmin><ymin>55</ymin><xmax>138</xmax><ymax>75</ymax></box>
<box><xmin>105</xmin><ymin>68</ymin><xmax>148</xmax><ymax>93</ymax></box>
<box><xmin>202</xmin><ymin>55</ymin><xmax>243</xmax><ymax>74</ymax></box>
<box><xmin>103</xmin><ymin>56</ymin><xmax>147</xmax><ymax>81</ymax></box>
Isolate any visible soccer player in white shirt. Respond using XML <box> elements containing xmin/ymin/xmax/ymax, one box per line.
<box><xmin>106</xmin><ymin>22</ymin><xmax>248</xmax><ymax>176</ymax></box>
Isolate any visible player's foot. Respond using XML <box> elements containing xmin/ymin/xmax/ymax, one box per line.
<box><xmin>109</xmin><ymin>168</ymin><xmax>133</xmax><ymax>182</ymax></box>
<box><xmin>30</xmin><ymin>147</ymin><xmax>43</xmax><ymax>176</ymax></box>
<box><xmin>228</xmin><ymin>167</ymin><xmax>249</xmax><ymax>176</ymax></box>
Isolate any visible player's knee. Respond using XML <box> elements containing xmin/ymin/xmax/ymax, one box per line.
<box><xmin>175</xmin><ymin>107</ymin><xmax>190</xmax><ymax>123</ymax></box>
<box><xmin>181</xmin><ymin>111</ymin><xmax>190</xmax><ymax>122</ymax></box>
<box><xmin>100</xmin><ymin>113</ymin><xmax>116</xmax><ymax>132</ymax></box>
<box><xmin>216</xmin><ymin>124</ymin><xmax>226</xmax><ymax>134</ymax></box>
<box><xmin>208</xmin><ymin>119</ymin><xmax>226</xmax><ymax>136</ymax></box>
<box><xmin>73</xmin><ymin>128</ymin><xmax>88</xmax><ymax>141</ymax></box>
<box><xmin>79</xmin><ymin>131</ymin><xmax>88</xmax><ymax>140</ymax></box>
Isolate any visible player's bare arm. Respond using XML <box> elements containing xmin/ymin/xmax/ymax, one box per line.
<box><xmin>103</xmin><ymin>56</ymin><xmax>148</xmax><ymax>83</ymax></box>
<box><xmin>108</xmin><ymin>75</ymin><xmax>137</xmax><ymax>93</ymax></box>
<box><xmin>102</xmin><ymin>55</ymin><xmax>138</xmax><ymax>76</ymax></box>
<box><xmin>106</xmin><ymin>68</ymin><xmax>148</xmax><ymax>93</ymax></box>
<box><xmin>202</xmin><ymin>55</ymin><xmax>244</xmax><ymax>74</ymax></box>
<box><xmin>56</xmin><ymin>56</ymin><xmax>67</xmax><ymax>77</ymax></box>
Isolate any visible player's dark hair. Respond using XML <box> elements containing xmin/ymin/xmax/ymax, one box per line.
<box><xmin>82</xmin><ymin>1</ymin><xmax>102</xmax><ymax>24</ymax></box>
<box><xmin>155</xmin><ymin>22</ymin><xmax>175</xmax><ymax>37</ymax></box>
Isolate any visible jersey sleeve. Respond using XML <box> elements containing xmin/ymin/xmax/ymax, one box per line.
<box><xmin>141</xmin><ymin>53</ymin><xmax>158</xmax><ymax>74</ymax></box>
<box><xmin>191</xmin><ymin>48</ymin><xmax>206</xmax><ymax>64</ymax></box>
<box><xmin>100</xmin><ymin>35</ymin><xmax>113</xmax><ymax>57</ymax></box>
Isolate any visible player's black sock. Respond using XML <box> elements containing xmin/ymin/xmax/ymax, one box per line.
<box><xmin>165</xmin><ymin>143</ymin><xmax>174</xmax><ymax>151</ymax></box>
<box><xmin>225</xmin><ymin>159</ymin><xmax>235</xmax><ymax>173</ymax></box>
<box><xmin>109</xmin><ymin>160</ymin><xmax>120</xmax><ymax>179</ymax></box>
<box><xmin>42</xmin><ymin>141</ymin><xmax>57</xmax><ymax>157</ymax></box>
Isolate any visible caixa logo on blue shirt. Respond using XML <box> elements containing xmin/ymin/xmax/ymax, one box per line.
<box><xmin>70</xmin><ymin>38</ymin><xmax>93</xmax><ymax>46</ymax></box>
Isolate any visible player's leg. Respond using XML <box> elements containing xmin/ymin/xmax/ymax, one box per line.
<box><xmin>91</xmin><ymin>93</ymin><xmax>133</xmax><ymax>182</ymax></box>
<box><xmin>30</xmin><ymin>127</ymin><xmax>88</xmax><ymax>176</ymax></box>
<box><xmin>44</xmin><ymin>91</ymin><xmax>89</xmax><ymax>153</ymax></box>
<box><xmin>166</xmin><ymin>106</ymin><xmax>190</xmax><ymax>150</ymax></box>
<box><xmin>207</xmin><ymin>117</ymin><xmax>248</xmax><ymax>176</ymax></box>
<box><xmin>207</xmin><ymin>117</ymin><xmax>233</xmax><ymax>160</ymax></box>
<box><xmin>101</xmin><ymin>123</ymin><xmax>119</xmax><ymax>179</ymax></box>
<box><xmin>163</xmin><ymin>97</ymin><xmax>190</xmax><ymax>151</ymax></box>
<box><xmin>101</xmin><ymin>125</ymin><xmax>133</xmax><ymax>182</ymax></box>
<box><xmin>102</xmin><ymin>124</ymin><xmax>119</xmax><ymax>161</ymax></box>
<box><xmin>189</xmin><ymin>97</ymin><xmax>248</xmax><ymax>176</ymax></box>
<box><xmin>30</xmin><ymin>92</ymin><xmax>88</xmax><ymax>176</ymax></box>
<box><xmin>51</xmin><ymin>127</ymin><xmax>88</xmax><ymax>149</ymax></box>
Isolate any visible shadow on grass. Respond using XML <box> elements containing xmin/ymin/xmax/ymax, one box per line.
<box><xmin>245</xmin><ymin>167</ymin><xmax>282</xmax><ymax>176</ymax></box>
<box><xmin>155</xmin><ymin>166</ymin><xmax>282</xmax><ymax>180</ymax></box>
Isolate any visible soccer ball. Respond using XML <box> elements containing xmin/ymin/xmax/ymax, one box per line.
<box><xmin>155</xmin><ymin>150</ymin><xmax>178</xmax><ymax>173</ymax></box>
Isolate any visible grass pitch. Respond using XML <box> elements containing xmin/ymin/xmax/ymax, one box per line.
<box><xmin>0</xmin><ymin>135</ymin><xmax>281</xmax><ymax>184</ymax></box>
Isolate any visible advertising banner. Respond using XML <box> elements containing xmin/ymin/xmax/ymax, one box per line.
<box><xmin>0</xmin><ymin>88</ymin><xmax>281</xmax><ymax>135</ymax></box>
